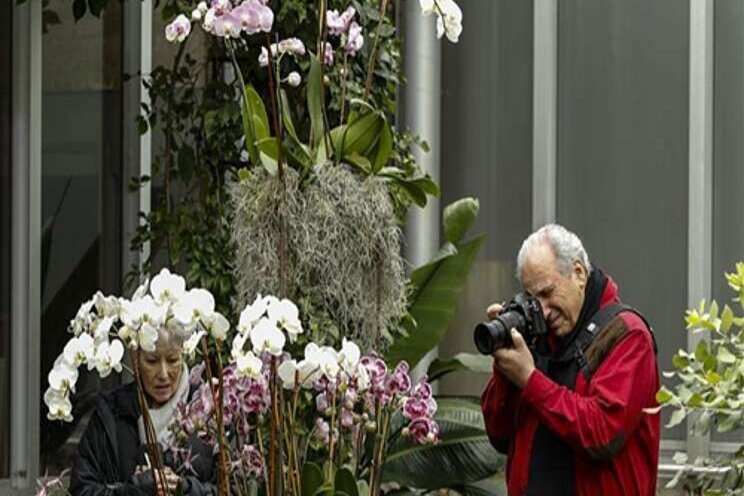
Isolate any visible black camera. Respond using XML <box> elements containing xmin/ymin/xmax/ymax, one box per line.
<box><xmin>473</xmin><ymin>293</ymin><xmax>548</xmax><ymax>355</ymax></box>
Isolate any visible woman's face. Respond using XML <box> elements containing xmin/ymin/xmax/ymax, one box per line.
<box><xmin>138</xmin><ymin>341</ymin><xmax>183</xmax><ymax>407</ymax></box>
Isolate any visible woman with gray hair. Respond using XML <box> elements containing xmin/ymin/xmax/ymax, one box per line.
<box><xmin>69</xmin><ymin>328</ymin><xmax>216</xmax><ymax>495</ymax></box>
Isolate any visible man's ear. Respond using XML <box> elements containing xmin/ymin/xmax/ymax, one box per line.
<box><xmin>574</xmin><ymin>260</ymin><xmax>588</xmax><ymax>289</ymax></box>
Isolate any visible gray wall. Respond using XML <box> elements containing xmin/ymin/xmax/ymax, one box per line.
<box><xmin>556</xmin><ymin>0</ymin><xmax>690</xmax><ymax>440</ymax></box>
<box><xmin>439</xmin><ymin>0</ymin><xmax>534</xmax><ymax>396</ymax></box>
<box><xmin>712</xmin><ymin>0</ymin><xmax>744</xmax><ymax>445</ymax></box>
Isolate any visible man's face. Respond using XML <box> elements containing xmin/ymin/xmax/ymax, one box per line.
<box><xmin>519</xmin><ymin>243</ymin><xmax>588</xmax><ymax>338</ymax></box>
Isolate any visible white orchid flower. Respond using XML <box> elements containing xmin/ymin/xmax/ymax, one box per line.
<box><xmin>150</xmin><ymin>268</ymin><xmax>186</xmax><ymax>303</ymax></box>
<box><xmin>419</xmin><ymin>0</ymin><xmax>435</xmax><ymax>15</ymax></box>
<box><xmin>93</xmin><ymin>316</ymin><xmax>116</xmax><ymax>343</ymax></box>
<box><xmin>303</xmin><ymin>342</ymin><xmax>323</xmax><ymax>366</ymax></box>
<box><xmin>236</xmin><ymin>351</ymin><xmax>263</xmax><ymax>379</ymax></box>
<box><xmin>132</xmin><ymin>279</ymin><xmax>149</xmax><ymax>300</ymax></box>
<box><xmin>48</xmin><ymin>357</ymin><xmax>79</xmax><ymax>393</ymax></box>
<box><xmin>436</xmin><ymin>0</ymin><xmax>462</xmax><ymax>42</ymax></box>
<box><xmin>173</xmin><ymin>288</ymin><xmax>215</xmax><ymax>329</ymax></box>
<box><xmin>338</xmin><ymin>338</ymin><xmax>361</xmax><ymax>372</ymax></box>
<box><xmin>92</xmin><ymin>340</ymin><xmax>125</xmax><ymax>378</ymax></box>
<box><xmin>267</xmin><ymin>298</ymin><xmax>303</xmax><ymax>341</ymax></box>
<box><xmin>250</xmin><ymin>317</ymin><xmax>285</xmax><ymax>356</ymax></box>
<box><xmin>355</xmin><ymin>363</ymin><xmax>371</xmax><ymax>390</ymax></box>
<box><xmin>238</xmin><ymin>294</ymin><xmax>269</xmax><ymax>334</ymax></box>
<box><xmin>184</xmin><ymin>330</ymin><xmax>206</xmax><ymax>356</ymax></box>
<box><xmin>320</xmin><ymin>348</ymin><xmax>340</xmax><ymax>378</ymax></box>
<box><xmin>69</xmin><ymin>298</ymin><xmax>94</xmax><ymax>336</ymax></box>
<box><xmin>308</xmin><ymin>345</ymin><xmax>340</xmax><ymax>378</ymax></box>
<box><xmin>203</xmin><ymin>311</ymin><xmax>230</xmax><ymax>341</ymax></box>
<box><xmin>44</xmin><ymin>387</ymin><xmax>73</xmax><ymax>422</ymax></box>
<box><xmin>231</xmin><ymin>331</ymin><xmax>250</xmax><ymax>359</ymax></box>
<box><xmin>120</xmin><ymin>295</ymin><xmax>167</xmax><ymax>330</ymax></box>
<box><xmin>138</xmin><ymin>322</ymin><xmax>158</xmax><ymax>352</ymax></box>
<box><xmin>63</xmin><ymin>333</ymin><xmax>95</xmax><ymax>367</ymax></box>
<box><xmin>278</xmin><ymin>359</ymin><xmax>319</xmax><ymax>389</ymax></box>
<box><xmin>93</xmin><ymin>291</ymin><xmax>120</xmax><ymax>317</ymax></box>
<box><xmin>119</xmin><ymin>299</ymin><xmax>143</xmax><ymax>329</ymax></box>
<box><xmin>117</xmin><ymin>325</ymin><xmax>137</xmax><ymax>348</ymax></box>
<box><xmin>419</xmin><ymin>0</ymin><xmax>462</xmax><ymax>43</ymax></box>
<box><xmin>139</xmin><ymin>296</ymin><xmax>168</xmax><ymax>326</ymax></box>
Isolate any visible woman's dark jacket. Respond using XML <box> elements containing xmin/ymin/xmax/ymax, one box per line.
<box><xmin>69</xmin><ymin>382</ymin><xmax>216</xmax><ymax>495</ymax></box>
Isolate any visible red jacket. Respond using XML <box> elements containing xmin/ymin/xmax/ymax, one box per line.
<box><xmin>481</xmin><ymin>277</ymin><xmax>660</xmax><ymax>496</ymax></box>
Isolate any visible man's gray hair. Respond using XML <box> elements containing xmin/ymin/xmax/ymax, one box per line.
<box><xmin>516</xmin><ymin>223</ymin><xmax>592</xmax><ymax>278</ymax></box>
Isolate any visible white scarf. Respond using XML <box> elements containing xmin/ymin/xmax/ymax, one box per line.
<box><xmin>138</xmin><ymin>363</ymin><xmax>190</xmax><ymax>447</ymax></box>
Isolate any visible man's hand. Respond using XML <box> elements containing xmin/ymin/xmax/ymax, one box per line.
<box><xmin>155</xmin><ymin>467</ymin><xmax>181</xmax><ymax>495</ymax></box>
<box><xmin>486</xmin><ymin>302</ymin><xmax>504</xmax><ymax>320</ymax></box>
<box><xmin>493</xmin><ymin>328</ymin><xmax>535</xmax><ymax>389</ymax></box>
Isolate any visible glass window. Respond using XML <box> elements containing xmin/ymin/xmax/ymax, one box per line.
<box><xmin>712</xmin><ymin>0</ymin><xmax>744</xmax><ymax>446</ymax></box>
<box><xmin>557</xmin><ymin>0</ymin><xmax>690</xmax><ymax>440</ymax></box>
<box><xmin>40</xmin><ymin>0</ymin><xmax>123</xmax><ymax>472</ymax></box>
<box><xmin>439</xmin><ymin>0</ymin><xmax>534</xmax><ymax>396</ymax></box>
<box><xmin>1</xmin><ymin>0</ymin><xmax>12</xmax><ymax>479</ymax></box>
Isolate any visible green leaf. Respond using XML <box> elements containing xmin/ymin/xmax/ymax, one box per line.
<box><xmin>177</xmin><ymin>145</ymin><xmax>195</xmax><ymax>182</ymax></box>
<box><xmin>706</xmin><ymin>370</ymin><xmax>721</xmax><ymax>384</ymax></box>
<box><xmin>672</xmin><ymin>354</ymin><xmax>689</xmax><ymax>370</ymax></box>
<box><xmin>428</xmin><ymin>353</ymin><xmax>493</xmax><ymax>382</ymax></box>
<box><xmin>260</xmin><ymin>151</ymin><xmax>278</xmax><ymax>176</ymax></box>
<box><xmin>717</xmin><ymin>345</ymin><xmax>736</xmax><ymax>364</ymax></box>
<box><xmin>301</xmin><ymin>463</ymin><xmax>324</xmax><ymax>496</ymax></box>
<box><xmin>72</xmin><ymin>0</ymin><xmax>86</xmax><ymax>20</ymax></box>
<box><xmin>694</xmin><ymin>339</ymin><xmax>710</xmax><ymax>362</ymax></box>
<box><xmin>356</xmin><ymin>480</ymin><xmax>369</xmax><ymax>496</ymax></box>
<box><xmin>334</xmin><ymin>468</ymin><xmax>358</xmax><ymax>496</ymax></box>
<box><xmin>87</xmin><ymin>0</ymin><xmax>105</xmax><ymax>17</ymax></box>
<box><xmin>720</xmin><ymin>304</ymin><xmax>734</xmax><ymax>333</ymax></box>
<box><xmin>443</xmin><ymin>198</ymin><xmax>480</xmax><ymax>245</ymax></box>
<box><xmin>383</xmin><ymin>398</ymin><xmax>504</xmax><ymax>489</ymax></box>
<box><xmin>237</xmin><ymin>168</ymin><xmax>251</xmax><ymax>182</ymax></box>
<box><xmin>279</xmin><ymin>89</ymin><xmax>298</xmax><ymax>141</ymax></box>
<box><xmin>386</xmin><ymin>234</ymin><xmax>485</xmax><ymax>369</ymax></box>
<box><xmin>688</xmin><ymin>392</ymin><xmax>704</xmax><ymax>408</ymax></box>
<box><xmin>411</xmin><ymin>176</ymin><xmax>440</xmax><ymax>196</ymax></box>
<box><xmin>666</xmin><ymin>408</ymin><xmax>686</xmax><ymax>428</ymax></box>
<box><xmin>307</xmin><ymin>54</ymin><xmax>324</xmax><ymax>150</ymax></box>
<box><xmin>336</xmin><ymin>112</ymin><xmax>385</xmax><ymax>159</ymax></box>
<box><xmin>344</xmin><ymin>152</ymin><xmax>372</xmax><ymax>174</ymax></box>
<box><xmin>656</xmin><ymin>386</ymin><xmax>674</xmax><ymax>404</ymax></box>
<box><xmin>371</xmin><ymin>121</ymin><xmax>393</xmax><ymax>173</ymax></box>
<box><xmin>457</xmin><ymin>478</ymin><xmax>508</xmax><ymax>496</ymax></box>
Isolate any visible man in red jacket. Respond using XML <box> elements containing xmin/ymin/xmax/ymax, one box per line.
<box><xmin>481</xmin><ymin>224</ymin><xmax>660</xmax><ymax>496</ymax></box>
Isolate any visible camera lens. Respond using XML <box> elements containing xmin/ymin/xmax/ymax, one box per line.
<box><xmin>473</xmin><ymin>311</ymin><xmax>526</xmax><ymax>355</ymax></box>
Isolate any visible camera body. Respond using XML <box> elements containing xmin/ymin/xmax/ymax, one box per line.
<box><xmin>473</xmin><ymin>292</ymin><xmax>548</xmax><ymax>355</ymax></box>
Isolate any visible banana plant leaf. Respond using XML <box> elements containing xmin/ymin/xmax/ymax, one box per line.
<box><xmin>385</xmin><ymin>234</ymin><xmax>485</xmax><ymax>369</ymax></box>
<box><xmin>382</xmin><ymin>397</ymin><xmax>504</xmax><ymax>490</ymax></box>
<box><xmin>427</xmin><ymin>352</ymin><xmax>493</xmax><ymax>383</ymax></box>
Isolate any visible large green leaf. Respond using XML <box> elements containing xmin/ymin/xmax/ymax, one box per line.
<box><xmin>382</xmin><ymin>398</ymin><xmax>504</xmax><ymax>489</ymax></box>
<box><xmin>386</xmin><ymin>235</ymin><xmax>485</xmax><ymax>368</ymax></box>
<box><xmin>307</xmin><ymin>54</ymin><xmax>324</xmax><ymax>151</ymax></box>
<box><xmin>335</xmin><ymin>112</ymin><xmax>385</xmax><ymax>160</ymax></box>
<box><xmin>443</xmin><ymin>198</ymin><xmax>479</xmax><ymax>245</ymax></box>
<box><xmin>427</xmin><ymin>353</ymin><xmax>493</xmax><ymax>383</ymax></box>
<box><xmin>455</xmin><ymin>477</ymin><xmax>508</xmax><ymax>496</ymax></box>
<box><xmin>302</xmin><ymin>462</ymin><xmax>324</xmax><ymax>496</ymax></box>
<box><xmin>240</xmin><ymin>84</ymin><xmax>270</xmax><ymax>164</ymax></box>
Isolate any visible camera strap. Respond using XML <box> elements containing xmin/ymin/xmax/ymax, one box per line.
<box><xmin>573</xmin><ymin>303</ymin><xmax>657</xmax><ymax>383</ymax></box>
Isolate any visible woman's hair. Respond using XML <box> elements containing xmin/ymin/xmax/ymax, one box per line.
<box><xmin>516</xmin><ymin>223</ymin><xmax>592</xmax><ymax>278</ymax></box>
<box><xmin>143</xmin><ymin>327</ymin><xmax>186</xmax><ymax>354</ymax></box>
